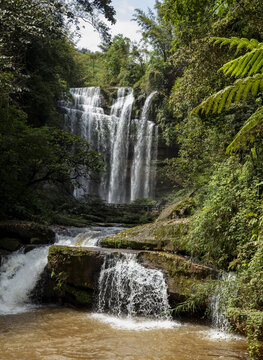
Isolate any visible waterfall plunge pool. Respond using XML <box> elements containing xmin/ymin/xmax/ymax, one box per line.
<box><xmin>0</xmin><ymin>226</ymin><xmax>249</xmax><ymax>359</ymax></box>
<box><xmin>0</xmin><ymin>307</ymin><xmax>248</xmax><ymax>360</ymax></box>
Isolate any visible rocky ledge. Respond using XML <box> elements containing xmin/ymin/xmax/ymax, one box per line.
<box><xmin>100</xmin><ymin>219</ymin><xmax>190</xmax><ymax>253</ymax></box>
<box><xmin>46</xmin><ymin>245</ymin><xmax>216</xmax><ymax>312</ymax></box>
<box><xmin>0</xmin><ymin>221</ymin><xmax>55</xmax><ymax>262</ymax></box>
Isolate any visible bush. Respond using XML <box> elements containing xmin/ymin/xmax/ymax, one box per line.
<box><xmin>187</xmin><ymin>157</ymin><xmax>260</xmax><ymax>269</ymax></box>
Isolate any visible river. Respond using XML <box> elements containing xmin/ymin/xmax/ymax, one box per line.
<box><xmin>0</xmin><ymin>225</ymin><xmax>249</xmax><ymax>360</ymax></box>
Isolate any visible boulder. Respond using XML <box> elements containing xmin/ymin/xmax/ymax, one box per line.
<box><xmin>157</xmin><ymin>198</ymin><xmax>196</xmax><ymax>221</ymax></box>
<box><xmin>0</xmin><ymin>221</ymin><xmax>55</xmax><ymax>245</ymax></box>
<box><xmin>138</xmin><ymin>251</ymin><xmax>217</xmax><ymax>307</ymax></box>
<box><xmin>101</xmin><ymin>219</ymin><xmax>190</xmax><ymax>254</ymax></box>
<box><xmin>0</xmin><ymin>237</ymin><xmax>21</xmax><ymax>251</ymax></box>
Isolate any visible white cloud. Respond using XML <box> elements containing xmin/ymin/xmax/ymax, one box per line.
<box><xmin>76</xmin><ymin>20</ymin><xmax>142</xmax><ymax>51</ymax></box>
<box><xmin>111</xmin><ymin>20</ymin><xmax>141</xmax><ymax>42</ymax></box>
<box><xmin>75</xmin><ymin>0</ymin><xmax>156</xmax><ymax>52</ymax></box>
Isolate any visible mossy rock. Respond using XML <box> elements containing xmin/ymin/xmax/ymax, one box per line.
<box><xmin>101</xmin><ymin>219</ymin><xmax>190</xmax><ymax>253</ymax></box>
<box><xmin>48</xmin><ymin>246</ymin><xmax>104</xmax><ymax>290</ymax></box>
<box><xmin>0</xmin><ymin>237</ymin><xmax>21</xmax><ymax>251</ymax></box>
<box><xmin>30</xmin><ymin>237</ymin><xmax>46</xmax><ymax>245</ymax></box>
<box><xmin>139</xmin><ymin>251</ymin><xmax>217</xmax><ymax>310</ymax></box>
<box><xmin>0</xmin><ymin>221</ymin><xmax>55</xmax><ymax>244</ymax></box>
<box><xmin>158</xmin><ymin>198</ymin><xmax>196</xmax><ymax>221</ymax></box>
<box><xmin>51</xmin><ymin>214</ymin><xmax>91</xmax><ymax>227</ymax></box>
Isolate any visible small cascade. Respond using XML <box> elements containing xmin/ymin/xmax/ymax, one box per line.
<box><xmin>210</xmin><ymin>273</ymin><xmax>236</xmax><ymax>332</ymax></box>
<box><xmin>96</xmin><ymin>253</ymin><xmax>171</xmax><ymax>319</ymax></box>
<box><xmin>0</xmin><ymin>247</ymin><xmax>49</xmax><ymax>314</ymax></box>
<box><xmin>0</xmin><ymin>226</ymin><xmax>125</xmax><ymax>315</ymax></box>
<box><xmin>61</xmin><ymin>87</ymin><xmax>158</xmax><ymax>203</ymax></box>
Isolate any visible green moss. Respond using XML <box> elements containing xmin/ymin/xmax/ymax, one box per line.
<box><xmin>64</xmin><ymin>284</ymin><xmax>93</xmax><ymax>305</ymax></box>
<box><xmin>51</xmin><ymin>214</ymin><xmax>91</xmax><ymax>227</ymax></box>
<box><xmin>48</xmin><ymin>245</ymin><xmax>91</xmax><ymax>259</ymax></box>
<box><xmin>102</xmin><ymin>237</ymin><xmax>158</xmax><ymax>250</ymax></box>
<box><xmin>101</xmin><ymin>220</ymin><xmax>190</xmax><ymax>253</ymax></box>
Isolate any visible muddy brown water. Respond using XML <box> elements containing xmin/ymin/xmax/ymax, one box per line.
<box><xmin>0</xmin><ymin>307</ymin><xmax>248</xmax><ymax>360</ymax></box>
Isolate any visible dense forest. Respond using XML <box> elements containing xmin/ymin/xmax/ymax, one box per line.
<box><xmin>1</xmin><ymin>0</ymin><xmax>263</xmax><ymax>357</ymax></box>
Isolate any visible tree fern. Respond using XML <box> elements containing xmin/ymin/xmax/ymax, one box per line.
<box><xmin>211</xmin><ymin>37</ymin><xmax>261</xmax><ymax>53</ymax></box>
<box><xmin>226</xmin><ymin>106</ymin><xmax>263</xmax><ymax>153</ymax></box>
<box><xmin>191</xmin><ymin>74</ymin><xmax>263</xmax><ymax>115</ymax></box>
<box><xmin>192</xmin><ymin>37</ymin><xmax>263</xmax><ymax>152</ymax></box>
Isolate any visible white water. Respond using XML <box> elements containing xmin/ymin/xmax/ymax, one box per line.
<box><xmin>209</xmin><ymin>272</ymin><xmax>237</xmax><ymax>336</ymax></box>
<box><xmin>130</xmin><ymin>91</ymin><xmax>158</xmax><ymax>201</ymax></box>
<box><xmin>89</xmin><ymin>313</ymin><xmax>177</xmax><ymax>331</ymax></box>
<box><xmin>61</xmin><ymin>87</ymin><xmax>158</xmax><ymax>203</ymax></box>
<box><xmin>0</xmin><ymin>247</ymin><xmax>49</xmax><ymax>314</ymax></box>
<box><xmin>97</xmin><ymin>253</ymin><xmax>171</xmax><ymax>319</ymax></box>
<box><xmin>0</xmin><ymin>226</ymin><xmax>124</xmax><ymax>315</ymax></box>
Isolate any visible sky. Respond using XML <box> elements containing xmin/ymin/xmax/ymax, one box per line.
<box><xmin>76</xmin><ymin>0</ymin><xmax>156</xmax><ymax>51</ymax></box>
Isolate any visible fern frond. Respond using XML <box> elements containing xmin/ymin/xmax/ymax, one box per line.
<box><xmin>226</xmin><ymin>106</ymin><xmax>263</xmax><ymax>153</ymax></box>
<box><xmin>219</xmin><ymin>48</ymin><xmax>263</xmax><ymax>78</ymax></box>
<box><xmin>210</xmin><ymin>37</ymin><xmax>261</xmax><ymax>53</ymax></box>
<box><xmin>191</xmin><ymin>74</ymin><xmax>263</xmax><ymax>115</ymax></box>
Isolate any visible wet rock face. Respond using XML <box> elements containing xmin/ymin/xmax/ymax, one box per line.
<box><xmin>48</xmin><ymin>246</ymin><xmax>104</xmax><ymax>289</ymax></box>
<box><xmin>0</xmin><ymin>221</ymin><xmax>55</xmax><ymax>250</ymax></box>
<box><xmin>47</xmin><ymin>246</ymin><xmax>216</xmax><ymax>311</ymax></box>
<box><xmin>47</xmin><ymin>246</ymin><xmax>106</xmax><ymax>307</ymax></box>
<box><xmin>138</xmin><ymin>251</ymin><xmax>217</xmax><ymax>308</ymax></box>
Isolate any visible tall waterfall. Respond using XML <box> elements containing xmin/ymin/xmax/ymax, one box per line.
<box><xmin>96</xmin><ymin>253</ymin><xmax>171</xmax><ymax>319</ymax></box>
<box><xmin>62</xmin><ymin>87</ymin><xmax>158</xmax><ymax>203</ymax></box>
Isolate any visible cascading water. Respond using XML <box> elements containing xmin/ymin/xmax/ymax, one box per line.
<box><xmin>210</xmin><ymin>272</ymin><xmax>237</xmax><ymax>332</ymax></box>
<box><xmin>130</xmin><ymin>91</ymin><xmax>158</xmax><ymax>201</ymax></box>
<box><xmin>96</xmin><ymin>253</ymin><xmax>171</xmax><ymax>319</ymax></box>
<box><xmin>0</xmin><ymin>247</ymin><xmax>49</xmax><ymax>314</ymax></box>
<box><xmin>61</xmin><ymin>87</ymin><xmax>158</xmax><ymax>203</ymax></box>
<box><xmin>0</xmin><ymin>226</ymin><xmax>124</xmax><ymax>315</ymax></box>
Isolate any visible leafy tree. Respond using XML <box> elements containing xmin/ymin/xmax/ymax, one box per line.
<box><xmin>133</xmin><ymin>1</ymin><xmax>173</xmax><ymax>62</ymax></box>
<box><xmin>0</xmin><ymin>105</ymin><xmax>103</xmax><ymax>219</ymax></box>
<box><xmin>0</xmin><ymin>0</ymin><xmax>115</xmax><ymax>219</ymax></box>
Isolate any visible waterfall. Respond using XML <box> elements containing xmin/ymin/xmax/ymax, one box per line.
<box><xmin>61</xmin><ymin>87</ymin><xmax>158</xmax><ymax>203</ymax></box>
<box><xmin>0</xmin><ymin>226</ymin><xmax>126</xmax><ymax>315</ymax></box>
<box><xmin>108</xmin><ymin>88</ymin><xmax>134</xmax><ymax>203</ymax></box>
<box><xmin>210</xmin><ymin>273</ymin><xmax>236</xmax><ymax>332</ymax></box>
<box><xmin>0</xmin><ymin>247</ymin><xmax>49</xmax><ymax>314</ymax></box>
<box><xmin>96</xmin><ymin>253</ymin><xmax>171</xmax><ymax>319</ymax></box>
<box><xmin>130</xmin><ymin>91</ymin><xmax>158</xmax><ymax>201</ymax></box>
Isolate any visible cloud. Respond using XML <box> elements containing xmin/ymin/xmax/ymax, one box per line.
<box><xmin>111</xmin><ymin>20</ymin><xmax>141</xmax><ymax>42</ymax></box>
<box><xmin>75</xmin><ymin>0</ymin><xmax>156</xmax><ymax>51</ymax></box>
<box><xmin>76</xmin><ymin>19</ymin><xmax>142</xmax><ymax>51</ymax></box>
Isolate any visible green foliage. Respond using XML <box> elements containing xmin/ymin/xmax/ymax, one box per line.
<box><xmin>162</xmin><ymin>113</ymin><xmax>239</xmax><ymax>187</ymax></box>
<box><xmin>133</xmin><ymin>1</ymin><xmax>173</xmax><ymax>62</ymax></box>
<box><xmin>187</xmin><ymin>158</ymin><xmax>260</xmax><ymax>268</ymax></box>
<box><xmin>0</xmin><ymin>102</ymin><xmax>103</xmax><ymax>219</ymax></box>
<box><xmin>103</xmin><ymin>35</ymin><xmax>145</xmax><ymax>86</ymax></box>
<box><xmin>192</xmin><ymin>36</ymin><xmax>263</xmax><ymax>153</ymax></box>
